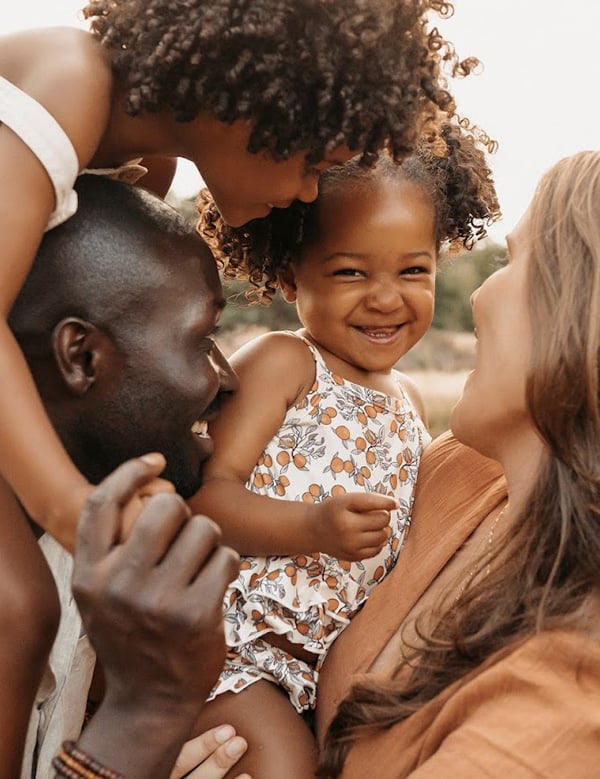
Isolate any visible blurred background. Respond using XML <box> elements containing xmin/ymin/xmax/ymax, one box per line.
<box><xmin>3</xmin><ymin>0</ymin><xmax>598</xmax><ymax>433</ymax></box>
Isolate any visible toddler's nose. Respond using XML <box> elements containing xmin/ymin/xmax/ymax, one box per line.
<box><xmin>366</xmin><ymin>281</ymin><xmax>404</xmax><ymax>312</ymax></box>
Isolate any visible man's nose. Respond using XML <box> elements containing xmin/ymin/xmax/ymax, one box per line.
<box><xmin>211</xmin><ymin>343</ymin><xmax>239</xmax><ymax>393</ymax></box>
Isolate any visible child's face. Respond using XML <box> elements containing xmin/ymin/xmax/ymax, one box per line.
<box><xmin>281</xmin><ymin>178</ymin><xmax>436</xmax><ymax>375</ymax></box>
<box><xmin>186</xmin><ymin>117</ymin><xmax>357</xmax><ymax>227</ymax></box>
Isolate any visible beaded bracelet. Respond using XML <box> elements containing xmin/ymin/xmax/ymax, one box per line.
<box><xmin>52</xmin><ymin>741</ymin><xmax>124</xmax><ymax>779</ymax></box>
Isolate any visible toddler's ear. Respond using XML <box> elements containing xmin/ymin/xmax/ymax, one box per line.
<box><xmin>278</xmin><ymin>268</ymin><xmax>297</xmax><ymax>303</ymax></box>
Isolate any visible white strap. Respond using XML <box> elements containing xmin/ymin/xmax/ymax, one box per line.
<box><xmin>0</xmin><ymin>75</ymin><xmax>79</xmax><ymax>230</ymax></box>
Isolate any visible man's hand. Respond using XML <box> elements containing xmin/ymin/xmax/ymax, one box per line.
<box><xmin>72</xmin><ymin>455</ymin><xmax>240</xmax><ymax>779</ymax></box>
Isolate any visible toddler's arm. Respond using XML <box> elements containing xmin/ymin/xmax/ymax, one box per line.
<box><xmin>190</xmin><ymin>332</ymin><xmax>395</xmax><ymax>559</ymax></box>
<box><xmin>396</xmin><ymin>371</ymin><xmax>429</xmax><ymax>428</ymax></box>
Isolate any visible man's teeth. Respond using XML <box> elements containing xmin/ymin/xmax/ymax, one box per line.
<box><xmin>192</xmin><ymin>420</ymin><xmax>208</xmax><ymax>437</ymax></box>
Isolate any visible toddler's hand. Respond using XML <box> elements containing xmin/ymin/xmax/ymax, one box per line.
<box><xmin>313</xmin><ymin>492</ymin><xmax>397</xmax><ymax>561</ymax></box>
<box><xmin>119</xmin><ymin>453</ymin><xmax>175</xmax><ymax>540</ymax></box>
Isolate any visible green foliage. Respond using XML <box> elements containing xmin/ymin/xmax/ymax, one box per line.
<box><xmin>219</xmin><ymin>285</ymin><xmax>301</xmax><ymax>331</ymax></box>
<box><xmin>433</xmin><ymin>242</ymin><xmax>506</xmax><ymax>330</ymax></box>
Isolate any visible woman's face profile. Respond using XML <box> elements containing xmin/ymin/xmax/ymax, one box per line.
<box><xmin>450</xmin><ymin>209</ymin><xmax>538</xmax><ymax>461</ymax></box>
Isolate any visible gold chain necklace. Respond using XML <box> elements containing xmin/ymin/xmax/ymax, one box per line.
<box><xmin>454</xmin><ymin>501</ymin><xmax>509</xmax><ymax>603</ymax></box>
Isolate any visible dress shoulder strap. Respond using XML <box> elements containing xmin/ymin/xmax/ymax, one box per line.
<box><xmin>0</xmin><ymin>76</ymin><xmax>79</xmax><ymax>230</ymax></box>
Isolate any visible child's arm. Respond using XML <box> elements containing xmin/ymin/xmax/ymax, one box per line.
<box><xmin>397</xmin><ymin>371</ymin><xmax>429</xmax><ymax>429</ymax></box>
<box><xmin>0</xmin><ymin>31</ymin><xmax>167</xmax><ymax>549</ymax></box>
<box><xmin>0</xmin><ymin>53</ymin><xmax>111</xmax><ymax>548</ymax></box>
<box><xmin>0</xmin><ymin>475</ymin><xmax>60</xmax><ymax>778</ymax></box>
<box><xmin>190</xmin><ymin>332</ymin><xmax>395</xmax><ymax>560</ymax></box>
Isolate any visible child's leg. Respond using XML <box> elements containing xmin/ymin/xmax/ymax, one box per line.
<box><xmin>0</xmin><ymin>475</ymin><xmax>60</xmax><ymax>777</ymax></box>
<box><xmin>194</xmin><ymin>680</ymin><xmax>318</xmax><ymax>779</ymax></box>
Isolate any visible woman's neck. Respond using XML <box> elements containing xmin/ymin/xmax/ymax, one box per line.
<box><xmin>496</xmin><ymin>426</ymin><xmax>546</xmax><ymax>513</ymax></box>
<box><xmin>93</xmin><ymin>84</ymin><xmax>209</xmax><ymax>166</ymax></box>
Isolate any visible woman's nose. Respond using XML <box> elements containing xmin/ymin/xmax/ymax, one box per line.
<box><xmin>296</xmin><ymin>172</ymin><xmax>320</xmax><ymax>204</ymax></box>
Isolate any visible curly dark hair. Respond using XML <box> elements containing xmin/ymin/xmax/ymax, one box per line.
<box><xmin>197</xmin><ymin>120</ymin><xmax>501</xmax><ymax>301</ymax></box>
<box><xmin>83</xmin><ymin>0</ymin><xmax>474</xmax><ymax>163</ymax></box>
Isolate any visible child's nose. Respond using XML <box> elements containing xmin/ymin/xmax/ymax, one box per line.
<box><xmin>296</xmin><ymin>172</ymin><xmax>320</xmax><ymax>204</ymax></box>
<box><xmin>365</xmin><ymin>280</ymin><xmax>404</xmax><ymax>312</ymax></box>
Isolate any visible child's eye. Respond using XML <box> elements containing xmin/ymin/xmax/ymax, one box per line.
<box><xmin>401</xmin><ymin>266</ymin><xmax>429</xmax><ymax>276</ymax></box>
<box><xmin>333</xmin><ymin>268</ymin><xmax>364</xmax><ymax>278</ymax></box>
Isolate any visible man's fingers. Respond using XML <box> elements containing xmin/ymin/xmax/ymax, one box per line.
<box><xmin>76</xmin><ymin>454</ymin><xmax>167</xmax><ymax>566</ymax></box>
<box><xmin>170</xmin><ymin>727</ymin><xmax>249</xmax><ymax>779</ymax></box>
<box><xmin>138</xmin><ymin>476</ymin><xmax>176</xmax><ymax>497</ymax></box>
<box><xmin>186</xmin><ymin>542</ymin><xmax>240</xmax><ymax>605</ymax></box>
<box><xmin>123</xmin><ymin>490</ymin><xmax>191</xmax><ymax>566</ymax></box>
<box><xmin>160</xmin><ymin>514</ymin><xmax>225</xmax><ymax>584</ymax></box>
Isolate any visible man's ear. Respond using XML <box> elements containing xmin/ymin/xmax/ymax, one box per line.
<box><xmin>278</xmin><ymin>267</ymin><xmax>297</xmax><ymax>303</ymax></box>
<box><xmin>52</xmin><ymin>318</ymin><xmax>108</xmax><ymax>396</ymax></box>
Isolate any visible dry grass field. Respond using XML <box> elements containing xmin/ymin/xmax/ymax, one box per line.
<box><xmin>218</xmin><ymin>326</ymin><xmax>476</xmax><ymax>439</ymax></box>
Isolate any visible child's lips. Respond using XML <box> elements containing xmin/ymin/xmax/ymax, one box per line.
<box><xmin>357</xmin><ymin>325</ymin><xmax>402</xmax><ymax>338</ymax></box>
<box><xmin>354</xmin><ymin>325</ymin><xmax>404</xmax><ymax>342</ymax></box>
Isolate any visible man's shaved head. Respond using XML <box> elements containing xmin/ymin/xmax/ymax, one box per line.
<box><xmin>10</xmin><ymin>175</ymin><xmax>234</xmax><ymax>495</ymax></box>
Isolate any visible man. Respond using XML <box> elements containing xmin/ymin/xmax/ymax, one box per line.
<box><xmin>8</xmin><ymin>174</ymin><xmax>239</xmax><ymax>777</ymax></box>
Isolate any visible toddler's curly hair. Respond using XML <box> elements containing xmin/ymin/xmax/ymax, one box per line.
<box><xmin>198</xmin><ymin>120</ymin><xmax>501</xmax><ymax>302</ymax></box>
<box><xmin>83</xmin><ymin>0</ymin><xmax>473</xmax><ymax>163</ymax></box>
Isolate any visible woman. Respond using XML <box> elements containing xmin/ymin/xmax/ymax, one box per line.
<box><xmin>317</xmin><ymin>150</ymin><xmax>600</xmax><ymax>777</ymax></box>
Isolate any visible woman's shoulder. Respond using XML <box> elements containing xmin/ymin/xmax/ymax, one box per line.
<box><xmin>0</xmin><ymin>27</ymin><xmax>108</xmax><ymax>86</ymax></box>
<box><xmin>0</xmin><ymin>28</ymin><xmax>112</xmax><ymax>166</ymax></box>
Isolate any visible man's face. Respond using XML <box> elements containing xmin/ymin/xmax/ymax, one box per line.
<box><xmin>75</xmin><ymin>234</ymin><xmax>237</xmax><ymax>496</ymax></box>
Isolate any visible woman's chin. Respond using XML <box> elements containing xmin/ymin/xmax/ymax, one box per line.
<box><xmin>448</xmin><ymin>389</ymin><xmax>474</xmax><ymax>447</ymax></box>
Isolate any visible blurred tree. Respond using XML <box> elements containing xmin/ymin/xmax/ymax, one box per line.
<box><xmin>433</xmin><ymin>242</ymin><xmax>506</xmax><ymax>330</ymax></box>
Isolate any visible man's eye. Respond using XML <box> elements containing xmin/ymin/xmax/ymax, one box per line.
<box><xmin>198</xmin><ymin>336</ymin><xmax>216</xmax><ymax>351</ymax></box>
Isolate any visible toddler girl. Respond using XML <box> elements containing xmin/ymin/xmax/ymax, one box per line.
<box><xmin>190</xmin><ymin>121</ymin><xmax>500</xmax><ymax>777</ymax></box>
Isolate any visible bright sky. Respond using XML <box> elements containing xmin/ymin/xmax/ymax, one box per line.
<box><xmin>2</xmin><ymin>0</ymin><xmax>598</xmax><ymax>241</ymax></box>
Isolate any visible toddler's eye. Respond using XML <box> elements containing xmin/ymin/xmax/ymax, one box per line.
<box><xmin>401</xmin><ymin>266</ymin><xmax>428</xmax><ymax>276</ymax></box>
<box><xmin>333</xmin><ymin>268</ymin><xmax>363</xmax><ymax>278</ymax></box>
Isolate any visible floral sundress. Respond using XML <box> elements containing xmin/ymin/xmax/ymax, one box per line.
<box><xmin>208</xmin><ymin>336</ymin><xmax>430</xmax><ymax>711</ymax></box>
